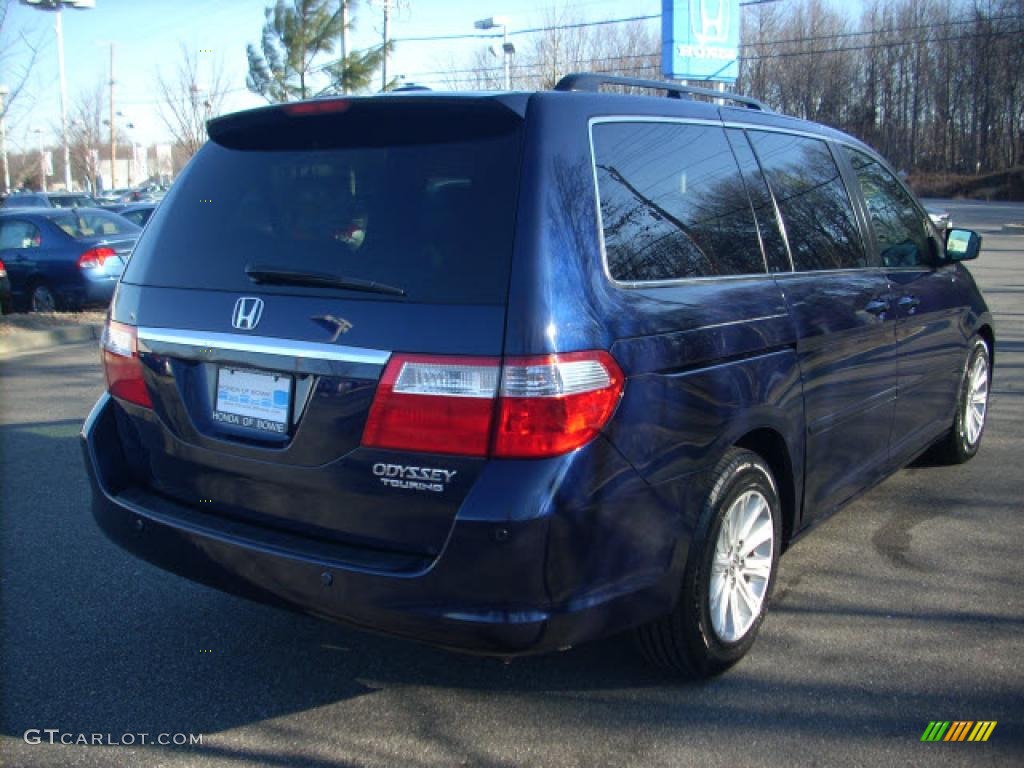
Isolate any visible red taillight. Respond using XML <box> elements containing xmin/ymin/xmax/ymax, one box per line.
<box><xmin>363</xmin><ymin>355</ymin><xmax>500</xmax><ymax>457</ymax></box>
<box><xmin>493</xmin><ymin>351</ymin><xmax>624</xmax><ymax>458</ymax></box>
<box><xmin>101</xmin><ymin>320</ymin><xmax>152</xmax><ymax>408</ymax></box>
<box><xmin>78</xmin><ymin>246</ymin><xmax>115</xmax><ymax>270</ymax></box>
<box><xmin>361</xmin><ymin>351</ymin><xmax>623</xmax><ymax>458</ymax></box>
<box><xmin>0</xmin><ymin>258</ymin><xmax>6</xmax><ymax>277</ymax></box>
<box><xmin>282</xmin><ymin>99</ymin><xmax>351</xmax><ymax>116</ymax></box>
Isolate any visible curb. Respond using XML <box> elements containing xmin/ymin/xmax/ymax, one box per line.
<box><xmin>0</xmin><ymin>324</ymin><xmax>102</xmax><ymax>358</ymax></box>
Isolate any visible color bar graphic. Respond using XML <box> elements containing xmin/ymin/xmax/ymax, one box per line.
<box><xmin>921</xmin><ymin>721</ymin><xmax>996</xmax><ymax>742</ymax></box>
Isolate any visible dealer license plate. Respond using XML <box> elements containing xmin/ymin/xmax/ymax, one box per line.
<box><xmin>213</xmin><ymin>367</ymin><xmax>291</xmax><ymax>435</ymax></box>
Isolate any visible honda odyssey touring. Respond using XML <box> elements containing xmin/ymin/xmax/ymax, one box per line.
<box><xmin>81</xmin><ymin>74</ymin><xmax>994</xmax><ymax>677</ymax></box>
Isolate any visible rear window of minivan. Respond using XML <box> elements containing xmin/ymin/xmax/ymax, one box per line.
<box><xmin>122</xmin><ymin>102</ymin><xmax>524</xmax><ymax>305</ymax></box>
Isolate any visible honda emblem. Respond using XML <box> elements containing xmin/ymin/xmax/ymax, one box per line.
<box><xmin>232</xmin><ymin>297</ymin><xmax>264</xmax><ymax>331</ymax></box>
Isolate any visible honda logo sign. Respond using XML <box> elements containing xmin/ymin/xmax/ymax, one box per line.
<box><xmin>661</xmin><ymin>0</ymin><xmax>740</xmax><ymax>83</ymax></box>
<box><xmin>232</xmin><ymin>297</ymin><xmax>264</xmax><ymax>331</ymax></box>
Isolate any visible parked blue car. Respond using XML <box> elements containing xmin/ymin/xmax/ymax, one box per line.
<box><xmin>116</xmin><ymin>202</ymin><xmax>159</xmax><ymax>228</ymax></box>
<box><xmin>81</xmin><ymin>75</ymin><xmax>994</xmax><ymax>677</ymax></box>
<box><xmin>0</xmin><ymin>207</ymin><xmax>139</xmax><ymax>311</ymax></box>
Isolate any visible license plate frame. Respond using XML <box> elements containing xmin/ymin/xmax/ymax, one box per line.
<box><xmin>213</xmin><ymin>367</ymin><xmax>292</xmax><ymax>436</ymax></box>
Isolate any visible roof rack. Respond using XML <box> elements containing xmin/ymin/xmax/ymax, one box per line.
<box><xmin>553</xmin><ymin>73</ymin><xmax>768</xmax><ymax>111</ymax></box>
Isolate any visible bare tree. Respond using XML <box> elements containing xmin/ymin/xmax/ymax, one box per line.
<box><xmin>740</xmin><ymin>0</ymin><xmax>1024</xmax><ymax>176</ymax></box>
<box><xmin>67</xmin><ymin>83</ymin><xmax>105</xmax><ymax>191</ymax></box>
<box><xmin>0</xmin><ymin>0</ymin><xmax>46</xmax><ymax>122</ymax></box>
<box><xmin>442</xmin><ymin>7</ymin><xmax>659</xmax><ymax>92</ymax></box>
<box><xmin>155</xmin><ymin>44</ymin><xmax>230</xmax><ymax>160</ymax></box>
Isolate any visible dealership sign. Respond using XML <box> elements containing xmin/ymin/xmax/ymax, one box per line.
<box><xmin>662</xmin><ymin>0</ymin><xmax>740</xmax><ymax>82</ymax></box>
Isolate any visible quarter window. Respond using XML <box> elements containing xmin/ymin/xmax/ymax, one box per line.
<box><xmin>593</xmin><ymin>122</ymin><xmax>767</xmax><ymax>282</ymax></box>
<box><xmin>0</xmin><ymin>220</ymin><xmax>41</xmax><ymax>249</ymax></box>
<box><xmin>844</xmin><ymin>148</ymin><xmax>932</xmax><ymax>268</ymax></box>
<box><xmin>748</xmin><ymin>131</ymin><xmax>867</xmax><ymax>271</ymax></box>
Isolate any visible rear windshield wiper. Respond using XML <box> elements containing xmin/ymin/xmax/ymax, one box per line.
<box><xmin>245</xmin><ymin>265</ymin><xmax>406</xmax><ymax>297</ymax></box>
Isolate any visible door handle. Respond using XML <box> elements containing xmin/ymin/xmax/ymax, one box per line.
<box><xmin>898</xmin><ymin>296</ymin><xmax>921</xmax><ymax>312</ymax></box>
<box><xmin>864</xmin><ymin>298</ymin><xmax>891</xmax><ymax>316</ymax></box>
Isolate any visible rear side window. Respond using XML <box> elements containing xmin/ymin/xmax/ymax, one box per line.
<box><xmin>592</xmin><ymin>121</ymin><xmax>766</xmax><ymax>282</ymax></box>
<box><xmin>123</xmin><ymin>106</ymin><xmax>523</xmax><ymax>305</ymax></box>
<box><xmin>748</xmin><ymin>131</ymin><xmax>867</xmax><ymax>271</ymax></box>
<box><xmin>51</xmin><ymin>210</ymin><xmax>140</xmax><ymax>239</ymax></box>
<box><xmin>0</xmin><ymin>220</ymin><xmax>41</xmax><ymax>249</ymax></box>
<box><xmin>844</xmin><ymin>148</ymin><xmax>932</xmax><ymax>268</ymax></box>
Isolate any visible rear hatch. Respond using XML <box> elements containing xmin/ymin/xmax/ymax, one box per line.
<box><xmin>110</xmin><ymin>96</ymin><xmax>526</xmax><ymax>560</ymax></box>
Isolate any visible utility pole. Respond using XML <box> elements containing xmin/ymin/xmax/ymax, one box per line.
<box><xmin>474</xmin><ymin>16</ymin><xmax>512</xmax><ymax>90</ymax></box>
<box><xmin>0</xmin><ymin>85</ymin><xmax>10</xmax><ymax>194</ymax></box>
<box><xmin>108</xmin><ymin>42</ymin><xmax>116</xmax><ymax>190</ymax></box>
<box><xmin>19</xmin><ymin>1</ymin><xmax>96</xmax><ymax>190</ymax></box>
<box><xmin>55</xmin><ymin>9</ymin><xmax>72</xmax><ymax>189</ymax></box>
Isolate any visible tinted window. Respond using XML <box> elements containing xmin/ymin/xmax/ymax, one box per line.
<box><xmin>748</xmin><ymin>132</ymin><xmax>867</xmax><ymax>271</ymax></box>
<box><xmin>725</xmin><ymin>129</ymin><xmax>791</xmax><ymax>272</ymax></box>
<box><xmin>122</xmin><ymin>209</ymin><xmax>153</xmax><ymax>227</ymax></box>
<box><xmin>844</xmin><ymin>148</ymin><xmax>932</xmax><ymax>268</ymax></box>
<box><xmin>5</xmin><ymin>195</ymin><xmax>47</xmax><ymax>208</ymax></box>
<box><xmin>48</xmin><ymin>195</ymin><xmax>96</xmax><ymax>208</ymax></box>
<box><xmin>51</xmin><ymin>210</ymin><xmax>140</xmax><ymax>239</ymax></box>
<box><xmin>123</xmin><ymin>119</ymin><xmax>522</xmax><ymax>304</ymax></box>
<box><xmin>593</xmin><ymin>122</ymin><xmax>766</xmax><ymax>282</ymax></box>
<box><xmin>0</xmin><ymin>220</ymin><xmax>41</xmax><ymax>249</ymax></box>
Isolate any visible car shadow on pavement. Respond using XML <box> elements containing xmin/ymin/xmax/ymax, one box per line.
<box><xmin>3</xmin><ymin>420</ymin><xmax>1023</xmax><ymax>767</ymax></box>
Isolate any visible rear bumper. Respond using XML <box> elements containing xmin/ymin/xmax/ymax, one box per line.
<box><xmin>81</xmin><ymin>393</ymin><xmax>689</xmax><ymax>655</ymax></box>
<box><xmin>57</xmin><ymin>275</ymin><xmax>118</xmax><ymax>308</ymax></box>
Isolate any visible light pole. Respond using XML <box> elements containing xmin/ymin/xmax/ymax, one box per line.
<box><xmin>0</xmin><ymin>85</ymin><xmax>10</xmax><ymax>193</ymax></box>
<box><xmin>20</xmin><ymin>1</ymin><xmax>97</xmax><ymax>191</ymax></box>
<box><xmin>474</xmin><ymin>16</ymin><xmax>514</xmax><ymax>90</ymax></box>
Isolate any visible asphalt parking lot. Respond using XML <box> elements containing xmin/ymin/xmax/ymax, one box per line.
<box><xmin>1</xmin><ymin>199</ymin><xmax>1022</xmax><ymax>767</ymax></box>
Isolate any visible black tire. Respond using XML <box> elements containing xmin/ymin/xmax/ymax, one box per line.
<box><xmin>29</xmin><ymin>281</ymin><xmax>59</xmax><ymax>313</ymax></box>
<box><xmin>933</xmin><ymin>338</ymin><xmax>991</xmax><ymax>465</ymax></box>
<box><xmin>635</xmin><ymin>447</ymin><xmax>782</xmax><ymax>678</ymax></box>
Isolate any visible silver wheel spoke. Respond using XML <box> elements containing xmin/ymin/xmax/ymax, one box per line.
<box><xmin>743</xmin><ymin>520</ymin><xmax>773</xmax><ymax>556</ymax></box>
<box><xmin>743</xmin><ymin>554</ymin><xmax>772</xmax><ymax>581</ymax></box>
<box><xmin>736</xmin><ymin>493</ymin><xmax>760</xmax><ymax>543</ymax></box>
<box><xmin>734</xmin><ymin>576</ymin><xmax>758</xmax><ymax>615</ymax></box>
<box><xmin>712</xmin><ymin>577</ymin><xmax>729</xmax><ymax>633</ymax></box>
<box><xmin>728</xmin><ymin>588</ymin><xmax>743</xmax><ymax>637</ymax></box>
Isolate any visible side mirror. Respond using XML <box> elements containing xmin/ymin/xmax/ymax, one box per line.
<box><xmin>945</xmin><ymin>228</ymin><xmax>982</xmax><ymax>261</ymax></box>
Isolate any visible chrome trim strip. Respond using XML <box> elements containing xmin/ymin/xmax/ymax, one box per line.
<box><xmin>696</xmin><ymin>313</ymin><xmax>789</xmax><ymax>331</ymax></box>
<box><xmin>136</xmin><ymin>328</ymin><xmax>391</xmax><ymax>366</ymax></box>
<box><xmin>721</xmin><ymin>121</ymin><xmax>836</xmax><ymax>141</ymax></box>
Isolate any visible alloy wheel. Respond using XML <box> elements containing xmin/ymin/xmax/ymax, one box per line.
<box><xmin>709</xmin><ymin>490</ymin><xmax>774</xmax><ymax>643</ymax></box>
<box><xmin>962</xmin><ymin>352</ymin><xmax>989</xmax><ymax>448</ymax></box>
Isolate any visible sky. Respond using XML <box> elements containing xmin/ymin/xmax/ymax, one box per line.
<box><xmin>0</xmin><ymin>0</ymin><xmax>663</xmax><ymax>154</ymax></box>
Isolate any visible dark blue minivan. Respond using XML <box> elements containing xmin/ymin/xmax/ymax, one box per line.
<box><xmin>81</xmin><ymin>75</ymin><xmax>994</xmax><ymax>677</ymax></box>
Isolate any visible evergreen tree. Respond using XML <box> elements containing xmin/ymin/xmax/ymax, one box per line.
<box><xmin>246</xmin><ymin>0</ymin><xmax>342</xmax><ymax>102</ymax></box>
